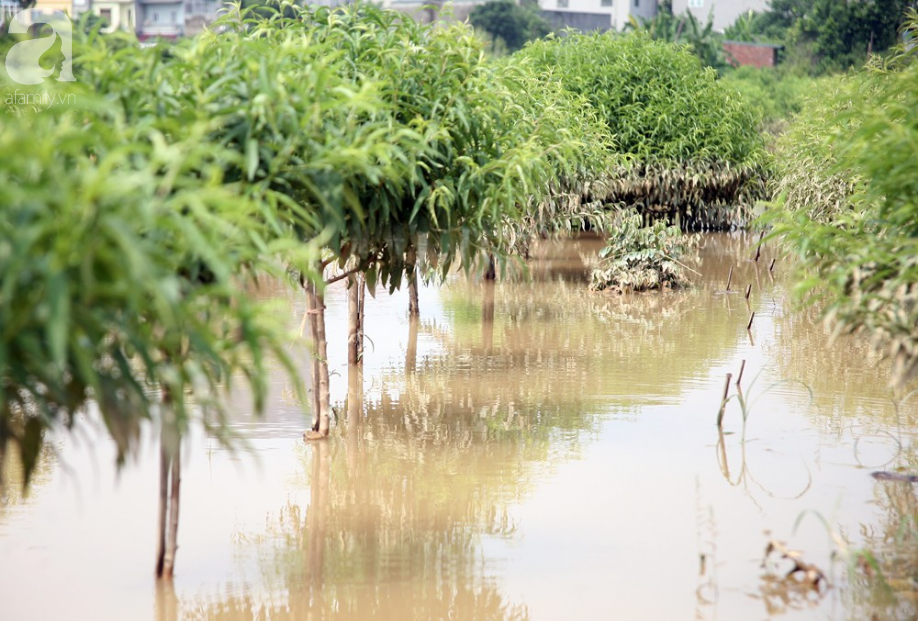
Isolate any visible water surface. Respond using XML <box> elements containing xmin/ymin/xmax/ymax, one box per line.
<box><xmin>1</xmin><ymin>233</ymin><xmax>916</xmax><ymax>620</ymax></box>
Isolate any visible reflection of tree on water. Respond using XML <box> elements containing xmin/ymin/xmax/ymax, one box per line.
<box><xmin>769</xmin><ymin>303</ymin><xmax>912</xmax><ymax>428</ymax></box>
<box><xmin>0</xmin><ymin>442</ymin><xmax>54</xmax><ymax>523</ymax></box>
<box><xmin>175</xmin><ymin>365</ymin><xmax>534</xmax><ymax>619</ymax></box>
<box><xmin>171</xmin><ymin>233</ymin><xmax>791</xmax><ymax>619</ymax></box>
<box><xmin>440</xmin><ymin>280</ymin><xmax>738</xmax><ymax>407</ymax></box>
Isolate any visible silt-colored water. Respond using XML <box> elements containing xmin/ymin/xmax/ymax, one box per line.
<box><xmin>1</xmin><ymin>233</ymin><xmax>916</xmax><ymax>620</ymax></box>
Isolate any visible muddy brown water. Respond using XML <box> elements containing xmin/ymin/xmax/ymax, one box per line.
<box><xmin>1</xmin><ymin>233</ymin><xmax>916</xmax><ymax>620</ymax></box>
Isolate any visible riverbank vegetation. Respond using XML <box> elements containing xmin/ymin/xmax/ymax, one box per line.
<box><xmin>767</xmin><ymin>12</ymin><xmax>918</xmax><ymax>390</ymax></box>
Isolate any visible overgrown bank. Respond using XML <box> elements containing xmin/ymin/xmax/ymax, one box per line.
<box><xmin>767</xmin><ymin>12</ymin><xmax>918</xmax><ymax>389</ymax></box>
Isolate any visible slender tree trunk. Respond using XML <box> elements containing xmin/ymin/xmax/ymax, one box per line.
<box><xmin>162</xmin><ymin>434</ymin><xmax>181</xmax><ymax>578</ymax></box>
<box><xmin>315</xmin><ymin>288</ymin><xmax>330</xmax><ymax>437</ymax></box>
<box><xmin>406</xmin><ymin>246</ymin><xmax>420</xmax><ymax>317</ymax></box>
<box><xmin>347</xmin><ymin>274</ymin><xmax>360</xmax><ymax>367</ymax></box>
<box><xmin>156</xmin><ymin>387</ymin><xmax>181</xmax><ymax>579</ymax></box>
<box><xmin>304</xmin><ymin>280</ymin><xmax>324</xmax><ymax>435</ymax></box>
<box><xmin>484</xmin><ymin>254</ymin><xmax>496</xmax><ymax>281</ymax></box>
<box><xmin>304</xmin><ymin>279</ymin><xmax>330</xmax><ymax>440</ymax></box>
<box><xmin>357</xmin><ymin>274</ymin><xmax>365</xmax><ymax>367</ymax></box>
<box><xmin>155</xmin><ymin>433</ymin><xmax>169</xmax><ymax>577</ymax></box>
<box><xmin>482</xmin><ymin>282</ymin><xmax>495</xmax><ymax>353</ymax></box>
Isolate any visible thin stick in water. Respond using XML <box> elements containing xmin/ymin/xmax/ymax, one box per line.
<box><xmin>753</xmin><ymin>231</ymin><xmax>764</xmax><ymax>262</ymax></box>
<box><xmin>736</xmin><ymin>360</ymin><xmax>746</xmax><ymax>387</ymax></box>
<box><xmin>717</xmin><ymin>373</ymin><xmax>733</xmax><ymax>428</ymax></box>
<box><xmin>745</xmin><ymin>284</ymin><xmax>752</xmax><ymax>299</ymax></box>
<box><xmin>747</xmin><ymin>311</ymin><xmax>755</xmax><ymax>331</ymax></box>
<box><xmin>725</xmin><ymin>266</ymin><xmax>733</xmax><ymax>292</ymax></box>
<box><xmin>769</xmin><ymin>258</ymin><xmax>776</xmax><ymax>272</ymax></box>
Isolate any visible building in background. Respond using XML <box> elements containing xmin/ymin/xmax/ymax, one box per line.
<box><xmin>670</xmin><ymin>0</ymin><xmax>768</xmax><ymax>32</ymax></box>
<box><xmin>723</xmin><ymin>40</ymin><xmax>782</xmax><ymax>67</ymax></box>
<box><xmin>538</xmin><ymin>0</ymin><xmax>657</xmax><ymax>33</ymax></box>
<box><xmin>92</xmin><ymin>0</ymin><xmax>136</xmax><ymax>32</ymax></box>
<box><xmin>183</xmin><ymin>0</ymin><xmax>222</xmax><ymax>36</ymax></box>
<box><xmin>29</xmin><ymin>0</ymin><xmax>73</xmax><ymax>17</ymax></box>
<box><xmin>136</xmin><ymin>0</ymin><xmax>183</xmax><ymax>39</ymax></box>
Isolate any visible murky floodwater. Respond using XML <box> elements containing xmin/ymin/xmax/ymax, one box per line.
<box><xmin>2</xmin><ymin>233</ymin><xmax>916</xmax><ymax>621</ymax></box>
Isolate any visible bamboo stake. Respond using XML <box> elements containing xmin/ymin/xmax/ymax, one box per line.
<box><xmin>736</xmin><ymin>360</ymin><xmax>746</xmax><ymax>387</ymax></box>
<box><xmin>745</xmin><ymin>283</ymin><xmax>752</xmax><ymax>299</ymax></box>
<box><xmin>753</xmin><ymin>231</ymin><xmax>764</xmax><ymax>262</ymax></box>
<box><xmin>315</xmin><ymin>289</ymin><xmax>330</xmax><ymax>437</ymax></box>
<box><xmin>725</xmin><ymin>266</ymin><xmax>733</xmax><ymax>292</ymax></box>
<box><xmin>717</xmin><ymin>373</ymin><xmax>732</xmax><ymax>427</ymax></box>
<box><xmin>746</xmin><ymin>311</ymin><xmax>755</xmax><ymax>331</ymax></box>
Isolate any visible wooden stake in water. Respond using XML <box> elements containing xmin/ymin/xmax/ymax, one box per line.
<box><xmin>745</xmin><ymin>284</ymin><xmax>752</xmax><ymax>299</ymax></box>
<box><xmin>769</xmin><ymin>258</ymin><xmax>776</xmax><ymax>272</ymax></box>
<box><xmin>725</xmin><ymin>266</ymin><xmax>733</xmax><ymax>292</ymax></box>
<box><xmin>747</xmin><ymin>311</ymin><xmax>756</xmax><ymax>331</ymax></box>
<box><xmin>753</xmin><ymin>231</ymin><xmax>765</xmax><ymax>262</ymax></box>
<box><xmin>717</xmin><ymin>373</ymin><xmax>733</xmax><ymax>428</ymax></box>
<box><xmin>736</xmin><ymin>360</ymin><xmax>746</xmax><ymax>387</ymax></box>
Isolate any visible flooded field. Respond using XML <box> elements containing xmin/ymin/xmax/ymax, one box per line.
<box><xmin>1</xmin><ymin>233</ymin><xmax>916</xmax><ymax>620</ymax></box>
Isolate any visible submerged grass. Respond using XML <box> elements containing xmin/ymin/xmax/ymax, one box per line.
<box><xmin>589</xmin><ymin>211</ymin><xmax>698</xmax><ymax>293</ymax></box>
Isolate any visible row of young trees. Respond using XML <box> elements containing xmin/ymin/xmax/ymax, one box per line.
<box><xmin>1</xmin><ymin>1</ymin><xmax>772</xmax><ymax>576</ymax></box>
<box><xmin>0</xmin><ymin>2</ymin><xmax>621</xmax><ymax>577</ymax></box>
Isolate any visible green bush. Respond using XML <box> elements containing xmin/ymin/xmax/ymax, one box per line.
<box><xmin>469</xmin><ymin>0</ymin><xmax>551</xmax><ymax>53</ymax></box>
<box><xmin>766</xmin><ymin>29</ymin><xmax>918</xmax><ymax>387</ymax></box>
<box><xmin>517</xmin><ymin>31</ymin><xmax>768</xmax><ymax>226</ymax></box>
<box><xmin>0</xmin><ymin>105</ymin><xmax>302</xmax><ymax>485</ymax></box>
<box><xmin>719</xmin><ymin>66</ymin><xmax>820</xmax><ymax>131</ymax></box>
<box><xmin>590</xmin><ymin>211</ymin><xmax>696</xmax><ymax>292</ymax></box>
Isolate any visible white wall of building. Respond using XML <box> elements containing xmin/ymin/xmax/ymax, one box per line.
<box><xmin>94</xmin><ymin>1</ymin><xmax>135</xmax><ymax>32</ymax></box>
<box><xmin>670</xmin><ymin>0</ymin><xmax>768</xmax><ymax>32</ymax></box>
<box><xmin>538</xmin><ymin>0</ymin><xmax>657</xmax><ymax>30</ymax></box>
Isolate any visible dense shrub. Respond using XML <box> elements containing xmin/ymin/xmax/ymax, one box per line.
<box><xmin>517</xmin><ymin>32</ymin><xmax>768</xmax><ymax>227</ymax></box>
<box><xmin>767</xmin><ymin>25</ymin><xmax>918</xmax><ymax>387</ymax></box>
<box><xmin>719</xmin><ymin>66</ymin><xmax>820</xmax><ymax>131</ymax></box>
